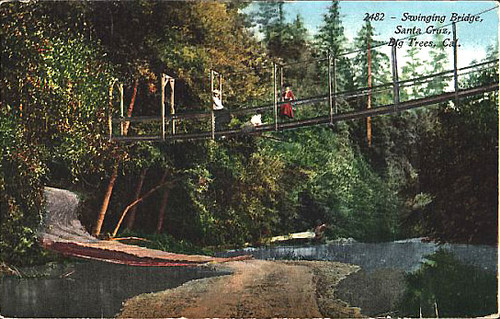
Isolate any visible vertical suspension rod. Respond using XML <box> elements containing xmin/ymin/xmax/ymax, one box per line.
<box><xmin>367</xmin><ymin>42</ymin><xmax>372</xmax><ymax>147</ymax></box>
<box><xmin>161</xmin><ymin>74</ymin><xmax>166</xmax><ymax>140</ymax></box>
<box><xmin>119</xmin><ymin>83</ymin><xmax>124</xmax><ymax>136</ymax></box>
<box><xmin>210</xmin><ymin>70</ymin><xmax>215</xmax><ymax>140</ymax></box>
<box><xmin>273</xmin><ymin>62</ymin><xmax>278</xmax><ymax>131</ymax></box>
<box><xmin>220</xmin><ymin>74</ymin><xmax>223</xmax><ymax>106</ymax></box>
<box><xmin>333</xmin><ymin>56</ymin><xmax>337</xmax><ymax>115</ymax></box>
<box><xmin>108</xmin><ymin>81</ymin><xmax>116</xmax><ymax>141</ymax></box>
<box><xmin>170</xmin><ymin>77</ymin><xmax>176</xmax><ymax>135</ymax></box>
<box><xmin>452</xmin><ymin>22</ymin><xmax>459</xmax><ymax>106</ymax></box>
<box><xmin>391</xmin><ymin>44</ymin><xmax>400</xmax><ymax>109</ymax></box>
<box><xmin>328</xmin><ymin>51</ymin><xmax>333</xmax><ymax>124</ymax></box>
<box><xmin>280</xmin><ymin>65</ymin><xmax>284</xmax><ymax>102</ymax></box>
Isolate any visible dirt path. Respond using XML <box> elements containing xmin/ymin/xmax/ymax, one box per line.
<box><xmin>118</xmin><ymin>260</ymin><xmax>363</xmax><ymax>318</ymax></box>
<box><xmin>41</xmin><ymin>187</ymin><xmax>95</xmax><ymax>243</ymax></box>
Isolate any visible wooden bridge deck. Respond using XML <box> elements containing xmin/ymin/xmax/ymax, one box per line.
<box><xmin>113</xmin><ymin>82</ymin><xmax>498</xmax><ymax>142</ymax></box>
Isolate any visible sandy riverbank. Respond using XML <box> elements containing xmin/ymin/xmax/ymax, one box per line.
<box><xmin>117</xmin><ymin>259</ymin><xmax>364</xmax><ymax>318</ymax></box>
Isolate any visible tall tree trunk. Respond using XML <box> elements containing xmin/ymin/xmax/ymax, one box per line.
<box><xmin>126</xmin><ymin>168</ymin><xmax>148</xmax><ymax>230</ymax></box>
<box><xmin>93</xmin><ymin>163</ymin><xmax>118</xmax><ymax>236</ymax></box>
<box><xmin>367</xmin><ymin>41</ymin><xmax>372</xmax><ymax>147</ymax></box>
<box><xmin>123</xmin><ymin>79</ymin><xmax>139</xmax><ymax>135</ymax></box>
<box><xmin>156</xmin><ymin>186</ymin><xmax>172</xmax><ymax>233</ymax></box>
<box><xmin>93</xmin><ymin>79</ymin><xmax>139</xmax><ymax>237</ymax></box>
<box><xmin>112</xmin><ymin>171</ymin><xmax>169</xmax><ymax>238</ymax></box>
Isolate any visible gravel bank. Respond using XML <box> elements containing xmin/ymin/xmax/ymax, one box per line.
<box><xmin>117</xmin><ymin>259</ymin><xmax>362</xmax><ymax>318</ymax></box>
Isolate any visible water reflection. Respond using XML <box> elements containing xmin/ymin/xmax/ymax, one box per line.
<box><xmin>218</xmin><ymin>239</ymin><xmax>497</xmax><ymax>273</ymax></box>
<box><xmin>0</xmin><ymin>261</ymin><xmax>229</xmax><ymax>318</ymax></box>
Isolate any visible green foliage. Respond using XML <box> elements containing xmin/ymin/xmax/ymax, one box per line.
<box><xmin>269</xmin><ymin>126</ymin><xmax>401</xmax><ymax>242</ymax></box>
<box><xmin>352</xmin><ymin>21</ymin><xmax>390</xmax><ymax>90</ymax></box>
<box><xmin>1</xmin><ymin>2</ymin><xmax>117</xmax><ymax>184</ymax></box>
<box><xmin>315</xmin><ymin>1</ymin><xmax>346</xmax><ymax>57</ymax></box>
<box><xmin>186</xmin><ymin>140</ymin><xmax>291</xmax><ymax>246</ymax></box>
<box><xmin>0</xmin><ymin>116</ymin><xmax>48</xmax><ymax>266</ymax></box>
<box><xmin>89</xmin><ymin>1</ymin><xmax>269</xmax><ymax>111</ymax></box>
<box><xmin>399</xmin><ymin>250</ymin><xmax>497</xmax><ymax>317</ymax></box>
<box><xmin>2</xmin><ymin>0</ymin><xmax>496</xmax><ymax>259</ymax></box>
<box><xmin>417</xmin><ymin>56</ymin><xmax>498</xmax><ymax>244</ymax></box>
<box><xmin>314</xmin><ymin>1</ymin><xmax>355</xmax><ymax>92</ymax></box>
<box><xmin>401</xmin><ymin>46</ymin><xmax>426</xmax><ymax>99</ymax></box>
<box><xmin>424</xmin><ymin>31</ymin><xmax>448</xmax><ymax>95</ymax></box>
<box><xmin>349</xmin><ymin>20</ymin><xmax>392</xmax><ymax>157</ymax></box>
<box><xmin>418</xmin><ymin>102</ymin><xmax>498</xmax><ymax>243</ymax></box>
<box><xmin>254</xmin><ymin>1</ymin><xmax>309</xmax><ymax>63</ymax></box>
<box><xmin>119</xmin><ymin>230</ymin><xmax>213</xmax><ymax>256</ymax></box>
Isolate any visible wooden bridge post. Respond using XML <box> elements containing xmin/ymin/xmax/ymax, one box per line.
<box><xmin>280</xmin><ymin>65</ymin><xmax>284</xmax><ymax>102</ymax></box>
<box><xmin>169</xmin><ymin>78</ymin><xmax>176</xmax><ymax>135</ymax></box>
<box><xmin>108</xmin><ymin>80</ymin><xmax>116</xmax><ymax>141</ymax></box>
<box><xmin>220</xmin><ymin>73</ymin><xmax>223</xmax><ymax>107</ymax></box>
<box><xmin>391</xmin><ymin>45</ymin><xmax>400</xmax><ymax>109</ymax></box>
<box><xmin>210</xmin><ymin>70</ymin><xmax>215</xmax><ymax>140</ymax></box>
<box><xmin>333</xmin><ymin>56</ymin><xmax>337</xmax><ymax>115</ymax></box>
<box><xmin>273</xmin><ymin>62</ymin><xmax>278</xmax><ymax>131</ymax></box>
<box><xmin>328</xmin><ymin>51</ymin><xmax>333</xmax><ymax>124</ymax></box>
<box><xmin>161</xmin><ymin>74</ymin><xmax>167</xmax><ymax>140</ymax></box>
<box><xmin>119</xmin><ymin>83</ymin><xmax>124</xmax><ymax>136</ymax></box>
<box><xmin>367</xmin><ymin>42</ymin><xmax>372</xmax><ymax>147</ymax></box>
<box><xmin>210</xmin><ymin>70</ymin><xmax>222</xmax><ymax>140</ymax></box>
<box><xmin>452</xmin><ymin>22</ymin><xmax>459</xmax><ymax>106</ymax></box>
<box><xmin>218</xmin><ymin>73</ymin><xmax>222</xmax><ymax>137</ymax></box>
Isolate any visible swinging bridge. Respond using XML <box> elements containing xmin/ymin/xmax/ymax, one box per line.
<box><xmin>39</xmin><ymin>19</ymin><xmax>499</xmax><ymax>267</ymax></box>
<box><xmin>109</xmin><ymin>22</ymin><xmax>498</xmax><ymax>143</ymax></box>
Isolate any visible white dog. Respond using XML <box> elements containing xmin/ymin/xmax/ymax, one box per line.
<box><xmin>242</xmin><ymin>114</ymin><xmax>263</xmax><ymax>133</ymax></box>
<box><xmin>250</xmin><ymin>114</ymin><xmax>262</xmax><ymax>126</ymax></box>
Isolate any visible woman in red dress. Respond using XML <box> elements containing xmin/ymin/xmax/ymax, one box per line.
<box><xmin>280</xmin><ymin>84</ymin><xmax>295</xmax><ymax>119</ymax></box>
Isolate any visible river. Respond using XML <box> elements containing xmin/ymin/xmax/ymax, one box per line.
<box><xmin>1</xmin><ymin>239</ymin><xmax>496</xmax><ymax>318</ymax></box>
<box><xmin>217</xmin><ymin>238</ymin><xmax>497</xmax><ymax>273</ymax></box>
<box><xmin>0</xmin><ymin>261</ymin><xmax>228</xmax><ymax>318</ymax></box>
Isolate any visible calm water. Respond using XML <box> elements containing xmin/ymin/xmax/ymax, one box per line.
<box><xmin>0</xmin><ymin>261</ymin><xmax>229</xmax><ymax>318</ymax></box>
<box><xmin>218</xmin><ymin>238</ymin><xmax>497</xmax><ymax>272</ymax></box>
<box><xmin>2</xmin><ymin>240</ymin><xmax>496</xmax><ymax>318</ymax></box>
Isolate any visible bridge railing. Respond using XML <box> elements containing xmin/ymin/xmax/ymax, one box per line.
<box><xmin>110</xmin><ymin>19</ymin><xmax>499</xmax><ymax>142</ymax></box>
<box><xmin>109</xmin><ymin>56</ymin><xmax>497</xmax><ymax>143</ymax></box>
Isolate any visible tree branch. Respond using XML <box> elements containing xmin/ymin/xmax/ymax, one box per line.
<box><xmin>111</xmin><ymin>172</ymin><xmax>180</xmax><ymax>238</ymax></box>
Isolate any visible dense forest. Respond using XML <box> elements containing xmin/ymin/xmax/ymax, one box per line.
<box><xmin>1</xmin><ymin>1</ymin><xmax>497</xmax><ymax>266</ymax></box>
